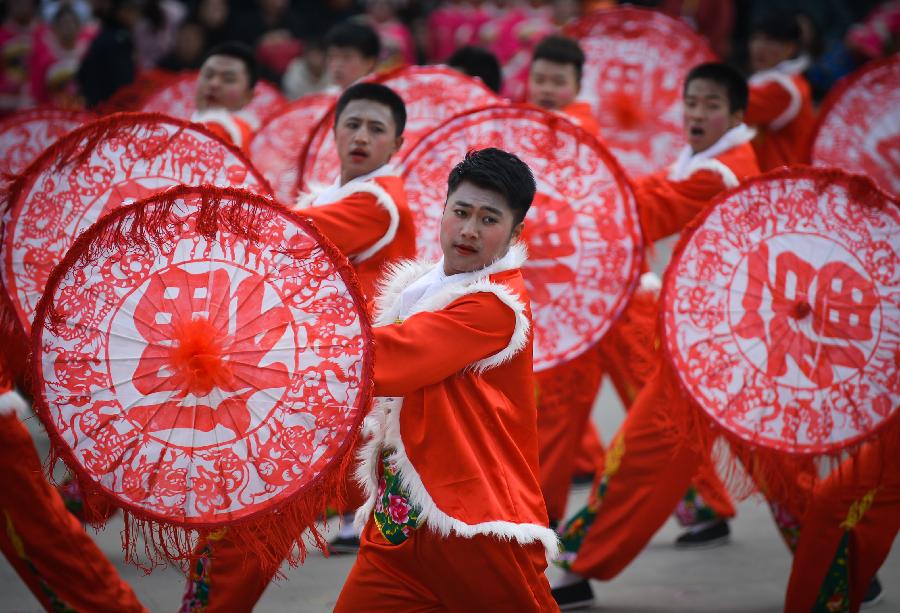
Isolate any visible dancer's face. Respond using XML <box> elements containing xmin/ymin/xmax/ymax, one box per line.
<box><xmin>195</xmin><ymin>55</ymin><xmax>253</xmax><ymax>112</ymax></box>
<box><xmin>334</xmin><ymin>99</ymin><xmax>402</xmax><ymax>184</ymax></box>
<box><xmin>528</xmin><ymin>59</ymin><xmax>579</xmax><ymax>111</ymax></box>
<box><xmin>683</xmin><ymin>78</ymin><xmax>742</xmax><ymax>153</ymax></box>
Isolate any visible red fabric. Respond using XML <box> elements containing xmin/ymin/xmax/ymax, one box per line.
<box><xmin>302</xmin><ymin>175</ymin><xmax>416</xmax><ymax>301</ymax></box>
<box><xmin>536</xmin><ymin>351</ymin><xmax>606</xmax><ymax>521</ymax></box>
<box><xmin>335</xmin><ymin>518</ymin><xmax>558</xmax><ymax>612</ymax></box>
<box><xmin>0</xmin><ymin>413</ymin><xmax>146</xmax><ymax>612</ymax></box>
<box><xmin>569</xmin><ymin>361</ymin><xmax>733</xmax><ymax>579</ymax></box>
<box><xmin>745</xmin><ymin>74</ymin><xmax>815</xmax><ymax>171</ymax></box>
<box><xmin>373</xmin><ymin>269</ymin><xmax>548</xmax><ymax>529</ymax></box>
<box><xmin>573</xmin><ymin>422</ymin><xmax>604</xmax><ymax>476</ymax></box>
<box><xmin>198</xmin><ymin>114</ymin><xmax>254</xmax><ymax>153</ymax></box>
<box><xmin>562</xmin><ymin>101</ymin><xmax>601</xmax><ymax>139</ymax></box>
<box><xmin>635</xmin><ymin>141</ymin><xmax>760</xmax><ymax>242</ymax></box>
<box><xmin>784</xmin><ymin>443</ymin><xmax>900</xmax><ymax>613</ymax></box>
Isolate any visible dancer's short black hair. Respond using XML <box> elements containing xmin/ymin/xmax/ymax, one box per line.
<box><xmin>204</xmin><ymin>41</ymin><xmax>258</xmax><ymax>88</ymax></box>
<box><xmin>447</xmin><ymin>46</ymin><xmax>502</xmax><ymax>93</ymax></box>
<box><xmin>684</xmin><ymin>62</ymin><xmax>748</xmax><ymax>113</ymax></box>
<box><xmin>324</xmin><ymin>21</ymin><xmax>381</xmax><ymax>59</ymax></box>
<box><xmin>751</xmin><ymin>12</ymin><xmax>802</xmax><ymax>45</ymax></box>
<box><xmin>531</xmin><ymin>35</ymin><xmax>585</xmax><ymax>82</ymax></box>
<box><xmin>447</xmin><ymin>149</ymin><xmax>536</xmax><ymax>225</ymax></box>
<box><xmin>334</xmin><ymin>82</ymin><xmax>406</xmax><ymax>137</ymax></box>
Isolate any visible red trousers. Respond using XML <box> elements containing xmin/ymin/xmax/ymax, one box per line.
<box><xmin>0</xmin><ymin>413</ymin><xmax>146</xmax><ymax>612</ymax></box>
<box><xmin>336</xmin><ymin>519</ymin><xmax>559</xmax><ymax>612</ymax></box>
<box><xmin>784</xmin><ymin>442</ymin><xmax>900</xmax><ymax>613</ymax></box>
<box><xmin>567</xmin><ymin>363</ymin><xmax>735</xmax><ymax>580</ymax></box>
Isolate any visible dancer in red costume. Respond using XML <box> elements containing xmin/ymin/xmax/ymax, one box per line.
<box><xmin>744</xmin><ymin>13</ymin><xmax>816</xmax><ymax>171</ymax></box>
<box><xmin>336</xmin><ymin>148</ymin><xmax>557</xmax><ymax>612</ymax></box>
<box><xmin>181</xmin><ymin>83</ymin><xmax>416</xmax><ymax>612</ymax></box>
<box><xmin>191</xmin><ymin>42</ymin><xmax>259</xmax><ymax>152</ymax></box>
<box><xmin>0</xmin><ymin>359</ymin><xmax>146</xmax><ymax>612</ymax></box>
<box><xmin>552</xmin><ymin>62</ymin><xmax>761</xmax><ymax>610</ymax></box>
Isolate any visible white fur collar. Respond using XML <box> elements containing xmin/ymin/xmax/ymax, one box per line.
<box><xmin>668</xmin><ymin>123</ymin><xmax>755</xmax><ymax>186</ymax></box>
<box><xmin>748</xmin><ymin>55</ymin><xmax>810</xmax><ymax>131</ymax></box>
<box><xmin>191</xmin><ymin>109</ymin><xmax>251</xmax><ymax>148</ymax></box>
<box><xmin>294</xmin><ymin>164</ymin><xmax>398</xmax><ymax>209</ymax></box>
<box><xmin>374</xmin><ymin>242</ymin><xmax>530</xmax><ymax>373</ymax></box>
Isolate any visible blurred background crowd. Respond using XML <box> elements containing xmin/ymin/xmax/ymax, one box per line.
<box><xmin>1</xmin><ymin>0</ymin><xmax>898</xmax><ymax>114</ymax></box>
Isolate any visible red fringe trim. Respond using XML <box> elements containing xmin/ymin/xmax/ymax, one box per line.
<box><xmin>655</xmin><ymin>166</ymin><xmax>900</xmax><ymax>510</ymax></box>
<box><xmin>30</xmin><ymin>185</ymin><xmax>374</xmax><ymax>571</ymax></box>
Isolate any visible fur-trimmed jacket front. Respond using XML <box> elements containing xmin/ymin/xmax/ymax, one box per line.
<box><xmin>354</xmin><ymin>244</ymin><xmax>559</xmax><ymax>558</ymax></box>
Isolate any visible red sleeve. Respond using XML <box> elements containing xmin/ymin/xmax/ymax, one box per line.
<box><xmin>373</xmin><ymin>292</ymin><xmax>516</xmax><ymax>396</ymax></box>
<box><xmin>745</xmin><ymin>80</ymin><xmax>793</xmax><ymax>127</ymax></box>
<box><xmin>635</xmin><ymin>169</ymin><xmax>727</xmax><ymax>242</ymax></box>
<box><xmin>302</xmin><ymin>191</ymin><xmax>391</xmax><ymax>259</ymax></box>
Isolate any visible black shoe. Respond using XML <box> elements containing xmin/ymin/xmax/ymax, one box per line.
<box><xmin>675</xmin><ymin>520</ymin><xmax>730</xmax><ymax>548</ymax></box>
<box><xmin>327</xmin><ymin>535</ymin><xmax>360</xmax><ymax>554</ymax></box>
<box><xmin>862</xmin><ymin>576</ymin><xmax>883</xmax><ymax>609</ymax></box>
<box><xmin>552</xmin><ymin>579</ymin><xmax>594</xmax><ymax>611</ymax></box>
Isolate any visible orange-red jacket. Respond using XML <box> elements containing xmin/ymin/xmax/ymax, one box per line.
<box><xmin>635</xmin><ymin>124</ymin><xmax>761</xmax><ymax>242</ymax></box>
<box><xmin>354</xmin><ymin>243</ymin><xmax>558</xmax><ymax>557</ymax></box>
<box><xmin>294</xmin><ymin>170</ymin><xmax>416</xmax><ymax>301</ymax></box>
<box><xmin>745</xmin><ymin>57</ymin><xmax>816</xmax><ymax>171</ymax></box>
<box><xmin>561</xmin><ymin>101</ymin><xmax>601</xmax><ymax>139</ymax></box>
<box><xmin>191</xmin><ymin>109</ymin><xmax>256</xmax><ymax>153</ymax></box>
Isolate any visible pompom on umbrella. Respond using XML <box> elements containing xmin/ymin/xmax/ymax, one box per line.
<box><xmin>30</xmin><ymin>185</ymin><xmax>374</xmax><ymax>569</ymax></box>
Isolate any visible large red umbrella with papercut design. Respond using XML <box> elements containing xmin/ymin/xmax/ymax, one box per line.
<box><xmin>139</xmin><ymin>71</ymin><xmax>286</xmax><ymax>125</ymax></box>
<box><xmin>398</xmin><ymin>104</ymin><xmax>642</xmax><ymax>371</ymax></box>
<box><xmin>811</xmin><ymin>55</ymin><xmax>900</xmax><ymax>196</ymax></box>
<box><xmin>31</xmin><ymin>185</ymin><xmax>373</xmax><ymax>564</ymax></box>
<box><xmin>564</xmin><ymin>7</ymin><xmax>715</xmax><ymax>177</ymax></box>
<box><xmin>0</xmin><ymin>113</ymin><xmax>271</xmax><ymax>363</ymax></box>
<box><xmin>0</xmin><ymin>108</ymin><xmax>93</xmax><ymax>183</ymax></box>
<box><xmin>296</xmin><ymin>65</ymin><xmax>502</xmax><ymax>192</ymax></box>
<box><xmin>662</xmin><ymin>167</ymin><xmax>899</xmax><ymax>459</ymax></box>
<box><xmin>249</xmin><ymin>92</ymin><xmax>336</xmax><ymax>204</ymax></box>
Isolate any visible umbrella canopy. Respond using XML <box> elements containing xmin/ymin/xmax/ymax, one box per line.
<box><xmin>662</xmin><ymin>167</ymin><xmax>899</xmax><ymax>457</ymax></box>
<box><xmin>0</xmin><ymin>108</ymin><xmax>94</xmax><ymax>183</ymax></box>
<box><xmin>811</xmin><ymin>55</ymin><xmax>900</xmax><ymax>196</ymax></box>
<box><xmin>140</xmin><ymin>71</ymin><xmax>286</xmax><ymax>126</ymax></box>
<box><xmin>564</xmin><ymin>7</ymin><xmax>716</xmax><ymax>178</ymax></box>
<box><xmin>31</xmin><ymin>185</ymin><xmax>372</xmax><ymax>563</ymax></box>
<box><xmin>249</xmin><ymin>92</ymin><xmax>336</xmax><ymax>204</ymax></box>
<box><xmin>399</xmin><ymin>104</ymin><xmax>642</xmax><ymax>371</ymax></box>
<box><xmin>0</xmin><ymin>113</ymin><xmax>270</xmax><ymax>361</ymax></box>
<box><xmin>296</xmin><ymin>65</ymin><xmax>502</xmax><ymax>192</ymax></box>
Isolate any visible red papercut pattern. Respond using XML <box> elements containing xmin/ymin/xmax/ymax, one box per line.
<box><xmin>297</xmin><ymin>66</ymin><xmax>501</xmax><ymax>191</ymax></box>
<box><xmin>663</xmin><ymin>169</ymin><xmax>900</xmax><ymax>454</ymax></box>
<box><xmin>564</xmin><ymin>7</ymin><xmax>715</xmax><ymax>177</ymax></box>
<box><xmin>140</xmin><ymin>72</ymin><xmax>286</xmax><ymax>125</ymax></box>
<box><xmin>32</xmin><ymin>189</ymin><xmax>371</xmax><ymax>525</ymax></box>
<box><xmin>0</xmin><ymin>108</ymin><xmax>92</xmax><ymax>181</ymax></box>
<box><xmin>249</xmin><ymin>93</ymin><xmax>335</xmax><ymax>204</ymax></box>
<box><xmin>1</xmin><ymin>114</ymin><xmax>268</xmax><ymax>338</ymax></box>
<box><xmin>812</xmin><ymin>55</ymin><xmax>900</xmax><ymax>195</ymax></box>
<box><xmin>399</xmin><ymin>104</ymin><xmax>641</xmax><ymax>370</ymax></box>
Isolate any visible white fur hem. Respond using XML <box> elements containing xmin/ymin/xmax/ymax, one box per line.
<box><xmin>0</xmin><ymin>389</ymin><xmax>28</xmax><ymax>418</ymax></box>
<box><xmin>292</xmin><ymin>180</ymin><xmax>399</xmax><ymax>264</ymax></box>
<box><xmin>373</xmin><ymin>243</ymin><xmax>530</xmax><ymax>371</ymax></box>
<box><xmin>680</xmin><ymin>159</ymin><xmax>739</xmax><ymax>188</ymax></box>
<box><xmin>191</xmin><ymin>109</ymin><xmax>247</xmax><ymax>148</ymax></box>
<box><xmin>354</xmin><ymin>397</ymin><xmax>561</xmax><ymax>560</ymax></box>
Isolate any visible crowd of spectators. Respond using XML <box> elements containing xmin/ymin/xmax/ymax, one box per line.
<box><xmin>0</xmin><ymin>0</ymin><xmax>897</xmax><ymax>114</ymax></box>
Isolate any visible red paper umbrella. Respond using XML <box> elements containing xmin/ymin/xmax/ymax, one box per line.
<box><xmin>249</xmin><ymin>93</ymin><xmax>336</xmax><ymax>204</ymax></box>
<box><xmin>31</xmin><ymin>185</ymin><xmax>372</xmax><ymax>563</ymax></box>
<box><xmin>1</xmin><ymin>113</ymin><xmax>271</xmax><ymax>355</ymax></box>
<box><xmin>0</xmin><ymin>108</ymin><xmax>93</xmax><ymax>182</ymax></box>
<box><xmin>811</xmin><ymin>55</ymin><xmax>900</xmax><ymax>196</ymax></box>
<box><xmin>296</xmin><ymin>65</ymin><xmax>502</xmax><ymax>191</ymax></box>
<box><xmin>399</xmin><ymin>104</ymin><xmax>642</xmax><ymax>371</ymax></box>
<box><xmin>139</xmin><ymin>72</ymin><xmax>287</xmax><ymax>125</ymax></box>
<box><xmin>662</xmin><ymin>168</ymin><xmax>899</xmax><ymax>457</ymax></box>
<box><xmin>564</xmin><ymin>7</ymin><xmax>715</xmax><ymax>177</ymax></box>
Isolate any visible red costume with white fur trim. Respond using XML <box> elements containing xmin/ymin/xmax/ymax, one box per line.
<box><xmin>190</xmin><ymin>109</ymin><xmax>256</xmax><ymax>152</ymax></box>
<box><xmin>745</xmin><ymin>56</ymin><xmax>816</xmax><ymax>171</ymax></box>
<box><xmin>337</xmin><ymin>243</ymin><xmax>558</xmax><ymax>611</ymax></box>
